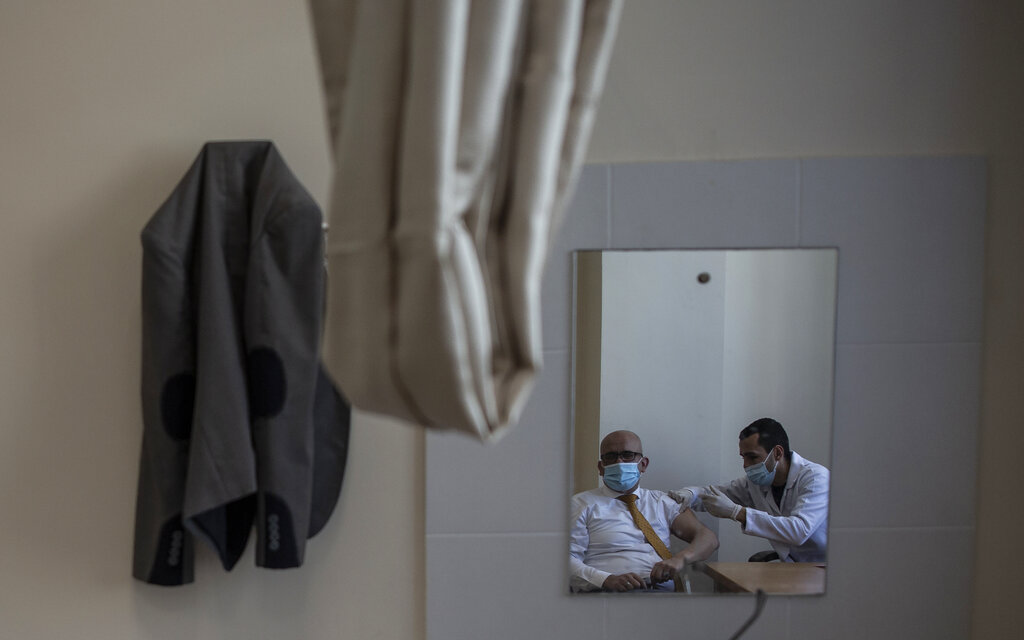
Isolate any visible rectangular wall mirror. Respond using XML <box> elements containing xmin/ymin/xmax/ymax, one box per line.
<box><xmin>570</xmin><ymin>248</ymin><xmax>837</xmax><ymax>595</ymax></box>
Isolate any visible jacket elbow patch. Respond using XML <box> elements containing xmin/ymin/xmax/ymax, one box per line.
<box><xmin>160</xmin><ymin>373</ymin><xmax>195</xmax><ymax>441</ymax></box>
<box><xmin>247</xmin><ymin>348</ymin><xmax>287</xmax><ymax>418</ymax></box>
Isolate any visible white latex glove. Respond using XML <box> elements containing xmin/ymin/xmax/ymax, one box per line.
<box><xmin>702</xmin><ymin>486</ymin><xmax>741</xmax><ymax>520</ymax></box>
<box><xmin>668</xmin><ymin>488</ymin><xmax>695</xmax><ymax>509</ymax></box>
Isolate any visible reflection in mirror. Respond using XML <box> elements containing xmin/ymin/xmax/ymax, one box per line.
<box><xmin>569</xmin><ymin>249</ymin><xmax>837</xmax><ymax>595</ymax></box>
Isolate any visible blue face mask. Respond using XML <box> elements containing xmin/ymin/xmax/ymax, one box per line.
<box><xmin>744</xmin><ymin>451</ymin><xmax>779</xmax><ymax>486</ymax></box>
<box><xmin>602</xmin><ymin>462</ymin><xmax>641</xmax><ymax>492</ymax></box>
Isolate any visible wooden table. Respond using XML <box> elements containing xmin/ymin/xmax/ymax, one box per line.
<box><xmin>699</xmin><ymin>562</ymin><xmax>826</xmax><ymax>595</ymax></box>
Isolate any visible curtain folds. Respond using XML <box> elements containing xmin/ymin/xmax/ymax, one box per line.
<box><xmin>309</xmin><ymin>0</ymin><xmax>622</xmax><ymax>440</ymax></box>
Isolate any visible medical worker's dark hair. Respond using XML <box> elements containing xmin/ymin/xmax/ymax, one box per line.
<box><xmin>739</xmin><ymin>418</ymin><xmax>791</xmax><ymax>461</ymax></box>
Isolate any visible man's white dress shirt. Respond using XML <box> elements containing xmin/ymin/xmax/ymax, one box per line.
<box><xmin>569</xmin><ymin>483</ymin><xmax>683</xmax><ymax>591</ymax></box>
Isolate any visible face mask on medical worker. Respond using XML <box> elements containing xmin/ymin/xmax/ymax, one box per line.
<box><xmin>602</xmin><ymin>462</ymin><xmax>641</xmax><ymax>492</ymax></box>
<box><xmin>744</xmin><ymin>448</ymin><xmax>780</xmax><ymax>486</ymax></box>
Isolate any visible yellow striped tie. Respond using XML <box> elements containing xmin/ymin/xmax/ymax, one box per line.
<box><xmin>618</xmin><ymin>494</ymin><xmax>684</xmax><ymax>592</ymax></box>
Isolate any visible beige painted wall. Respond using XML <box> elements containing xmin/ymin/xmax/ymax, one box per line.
<box><xmin>0</xmin><ymin>2</ymin><xmax>422</xmax><ymax>639</ymax></box>
<box><xmin>587</xmin><ymin>0</ymin><xmax>989</xmax><ymax>162</ymax></box>
<box><xmin>1</xmin><ymin>1</ymin><xmax>1019</xmax><ymax>638</ymax></box>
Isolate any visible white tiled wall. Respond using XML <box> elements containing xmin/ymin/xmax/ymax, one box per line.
<box><xmin>426</xmin><ymin>157</ymin><xmax>984</xmax><ymax>640</ymax></box>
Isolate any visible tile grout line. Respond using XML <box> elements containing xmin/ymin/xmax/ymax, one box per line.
<box><xmin>604</xmin><ymin>164</ymin><xmax>612</xmax><ymax>247</ymax></box>
<box><xmin>425</xmin><ymin>531</ymin><xmax>566</xmax><ymax>539</ymax></box>
<box><xmin>830</xmin><ymin>525</ymin><xmax>974</xmax><ymax>533</ymax></box>
<box><xmin>835</xmin><ymin>340</ymin><xmax>983</xmax><ymax>347</ymax></box>
<box><xmin>796</xmin><ymin>159</ymin><xmax>803</xmax><ymax>247</ymax></box>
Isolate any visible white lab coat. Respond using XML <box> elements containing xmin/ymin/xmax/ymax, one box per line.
<box><xmin>692</xmin><ymin>451</ymin><xmax>829</xmax><ymax>562</ymax></box>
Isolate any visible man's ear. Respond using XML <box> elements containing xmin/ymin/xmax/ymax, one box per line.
<box><xmin>639</xmin><ymin>456</ymin><xmax>649</xmax><ymax>472</ymax></box>
<box><xmin>596</xmin><ymin>460</ymin><xmax>605</xmax><ymax>476</ymax></box>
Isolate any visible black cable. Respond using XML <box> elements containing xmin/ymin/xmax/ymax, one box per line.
<box><xmin>728</xmin><ymin>589</ymin><xmax>767</xmax><ymax>640</ymax></box>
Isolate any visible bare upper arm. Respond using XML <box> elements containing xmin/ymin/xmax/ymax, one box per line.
<box><xmin>669</xmin><ymin>508</ymin><xmax>708</xmax><ymax>542</ymax></box>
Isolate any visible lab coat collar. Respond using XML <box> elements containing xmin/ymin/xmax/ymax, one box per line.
<box><xmin>784</xmin><ymin>451</ymin><xmax>809</xmax><ymax>489</ymax></box>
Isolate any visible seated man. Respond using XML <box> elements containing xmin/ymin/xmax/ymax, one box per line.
<box><xmin>672</xmin><ymin>417</ymin><xmax>829</xmax><ymax>563</ymax></box>
<box><xmin>570</xmin><ymin>429</ymin><xmax>719</xmax><ymax>592</ymax></box>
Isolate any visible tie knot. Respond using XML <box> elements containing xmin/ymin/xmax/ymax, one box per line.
<box><xmin>617</xmin><ymin>494</ymin><xmax>638</xmax><ymax>504</ymax></box>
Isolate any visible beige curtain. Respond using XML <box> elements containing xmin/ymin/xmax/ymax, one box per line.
<box><xmin>309</xmin><ymin>0</ymin><xmax>622</xmax><ymax>440</ymax></box>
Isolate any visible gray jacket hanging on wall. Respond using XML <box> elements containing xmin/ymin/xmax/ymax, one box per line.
<box><xmin>133</xmin><ymin>140</ymin><xmax>351</xmax><ymax>586</ymax></box>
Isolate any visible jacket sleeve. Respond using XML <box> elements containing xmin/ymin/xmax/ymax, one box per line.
<box><xmin>133</xmin><ymin>220</ymin><xmax>199</xmax><ymax>585</ymax></box>
<box><xmin>245</xmin><ymin>190</ymin><xmax>330</xmax><ymax>569</ymax></box>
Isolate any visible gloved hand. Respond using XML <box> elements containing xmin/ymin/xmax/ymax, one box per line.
<box><xmin>701</xmin><ymin>486</ymin><xmax>741</xmax><ymax>520</ymax></box>
<box><xmin>668</xmin><ymin>488</ymin><xmax>695</xmax><ymax>508</ymax></box>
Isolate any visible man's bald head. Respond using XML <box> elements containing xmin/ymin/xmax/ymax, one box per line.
<box><xmin>600</xmin><ymin>430</ymin><xmax>643</xmax><ymax>455</ymax></box>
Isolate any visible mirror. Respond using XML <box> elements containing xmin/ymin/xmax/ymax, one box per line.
<box><xmin>570</xmin><ymin>248</ymin><xmax>837</xmax><ymax>595</ymax></box>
